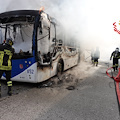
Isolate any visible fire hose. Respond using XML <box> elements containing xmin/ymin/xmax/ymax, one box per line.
<box><xmin>106</xmin><ymin>67</ymin><xmax>120</xmax><ymax>115</ymax></box>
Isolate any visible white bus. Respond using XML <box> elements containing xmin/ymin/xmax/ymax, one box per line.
<box><xmin>0</xmin><ymin>10</ymin><xmax>80</xmax><ymax>83</ymax></box>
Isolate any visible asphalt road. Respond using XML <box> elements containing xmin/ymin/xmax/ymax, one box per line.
<box><xmin>0</xmin><ymin>61</ymin><xmax>120</xmax><ymax>120</ymax></box>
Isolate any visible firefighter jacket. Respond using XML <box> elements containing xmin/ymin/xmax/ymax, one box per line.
<box><xmin>110</xmin><ymin>51</ymin><xmax>120</xmax><ymax>59</ymax></box>
<box><xmin>0</xmin><ymin>43</ymin><xmax>14</xmax><ymax>71</ymax></box>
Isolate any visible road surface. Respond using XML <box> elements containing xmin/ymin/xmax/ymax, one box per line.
<box><xmin>0</xmin><ymin>61</ymin><xmax>120</xmax><ymax>120</ymax></box>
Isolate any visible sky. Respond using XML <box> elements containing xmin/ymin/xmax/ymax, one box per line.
<box><xmin>0</xmin><ymin>0</ymin><xmax>120</xmax><ymax>61</ymax></box>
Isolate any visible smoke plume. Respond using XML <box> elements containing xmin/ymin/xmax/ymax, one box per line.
<box><xmin>1</xmin><ymin>0</ymin><xmax>120</xmax><ymax>61</ymax></box>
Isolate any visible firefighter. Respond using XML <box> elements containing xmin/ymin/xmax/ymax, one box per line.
<box><xmin>0</xmin><ymin>38</ymin><xmax>14</xmax><ymax>97</ymax></box>
<box><xmin>110</xmin><ymin>47</ymin><xmax>120</xmax><ymax>71</ymax></box>
<box><xmin>94</xmin><ymin>47</ymin><xmax>100</xmax><ymax>66</ymax></box>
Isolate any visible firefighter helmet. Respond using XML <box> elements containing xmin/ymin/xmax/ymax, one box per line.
<box><xmin>115</xmin><ymin>47</ymin><xmax>119</xmax><ymax>52</ymax></box>
<box><xmin>6</xmin><ymin>38</ymin><xmax>13</xmax><ymax>46</ymax></box>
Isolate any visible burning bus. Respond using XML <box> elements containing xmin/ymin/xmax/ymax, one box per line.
<box><xmin>0</xmin><ymin>9</ymin><xmax>80</xmax><ymax>83</ymax></box>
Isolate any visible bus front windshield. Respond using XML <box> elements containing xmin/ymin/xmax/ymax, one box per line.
<box><xmin>2</xmin><ymin>23</ymin><xmax>34</xmax><ymax>57</ymax></box>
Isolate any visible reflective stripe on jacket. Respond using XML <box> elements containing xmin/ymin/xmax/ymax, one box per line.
<box><xmin>111</xmin><ymin>51</ymin><xmax>120</xmax><ymax>59</ymax></box>
<box><xmin>0</xmin><ymin>44</ymin><xmax>14</xmax><ymax>70</ymax></box>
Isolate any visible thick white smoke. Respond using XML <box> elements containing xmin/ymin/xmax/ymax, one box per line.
<box><xmin>1</xmin><ymin>0</ymin><xmax>120</xmax><ymax>62</ymax></box>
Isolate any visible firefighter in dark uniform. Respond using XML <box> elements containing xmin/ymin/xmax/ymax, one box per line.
<box><xmin>110</xmin><ymin>47</ymin><xmax>120</xmax><ymax>71</ymax></box>
<box><xmin>0</xmin><ymin>38</ymin><xmax>14</xmax><ymax>97</ymax></box>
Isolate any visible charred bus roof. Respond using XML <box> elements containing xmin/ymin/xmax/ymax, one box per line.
<box><xmin>0</xmin><ymin>10</ymin><xmax>40</xmax><ymax>24</ymax></box>
<box><xmin>0</xmin><ymin>10</ymin><xmax>58</xmax><ymax>27</ymax></box>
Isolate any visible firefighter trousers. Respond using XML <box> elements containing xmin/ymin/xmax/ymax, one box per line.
<box><xmin>0</xmin><ymin>70</ymin><xmax>12</xmax><ymax>96</ymax></box>
<box><xmin>94</xmin><ymin>58</ymin><xmax>98</xmax><ymax>66</ymax></box>
<box><xmin>113</xmin><ymin>58</ymin><xmax>119</xmax><ymax>71</ymax></box>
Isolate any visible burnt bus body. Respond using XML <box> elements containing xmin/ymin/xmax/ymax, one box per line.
<box><xmin>0</xmin><ymin>10</ymin><xmax>79</xmax><ymax>83</ymax></box>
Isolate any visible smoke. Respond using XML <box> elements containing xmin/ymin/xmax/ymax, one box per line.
<box><xmin>1</xmin><ymin>0</ymin><xmax>120</xmax><ymax>61</ymax></box>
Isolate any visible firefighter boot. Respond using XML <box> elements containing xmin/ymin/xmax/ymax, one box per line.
<box><xmin>113</xmin><ymin>67</ymin><xmax>115</xmax><ymax>72</ymax></box>
<box><xmin>7</xmin><ymin>81</ymin><xmax>12</xmax><ymax>96</ymax></box>
<box><xmin>96</xmin><ymin>62</ymin><xmax>98</xmax><ymax>67</ymax></box>
<box><xmin>8</xmin><ymin>86</ymin><xmax>12</xmax><ymax>96</ymax></box>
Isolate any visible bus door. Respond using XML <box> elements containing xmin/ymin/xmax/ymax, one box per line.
<box><xmin>37</xmin><ymin>13</ymin><xmax>52</xmax><ymax>82</ymax></box>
